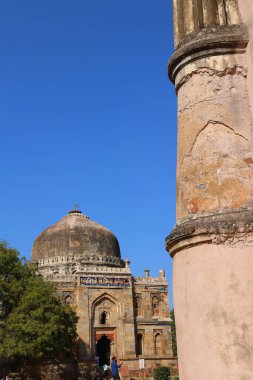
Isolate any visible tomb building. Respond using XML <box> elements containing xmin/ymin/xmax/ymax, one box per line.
<box><xmin>31</xmin><ymin>209</ymin><xmax>176</xmax><ymax>376</ymax></box>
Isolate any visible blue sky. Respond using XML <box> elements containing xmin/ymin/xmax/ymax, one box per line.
<box><xmin>0</xmin><ymin>1</ymin><xmax>177</xmax><ymax>306</ymax></box>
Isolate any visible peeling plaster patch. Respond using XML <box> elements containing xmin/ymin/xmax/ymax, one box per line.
<box><xmin>195</xmin><ymin>183</ymin><xmax>206</xmax><ymax>190</ymax></box>
<box><xmin>244</xmin><ymin>157</ymin><xmax>253</xmax><ymax>165</ymax></box>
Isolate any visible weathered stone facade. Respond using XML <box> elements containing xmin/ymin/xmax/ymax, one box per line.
<box><xmin>31</xmin><ymin>210</ymin><xmax>176</xmax><ymax>377</ymax></box>
<box><xmin>167</xmin><ymin>0</ymin><xmax>253</xmax><ymax>379</ymax></box>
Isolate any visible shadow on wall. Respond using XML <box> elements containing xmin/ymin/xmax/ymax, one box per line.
<box><xmin>5</xmin><ymin>338</ymin><xmax>91</xmax><ymax>380</ymax></box>
<box><xmin>23</xmin><ymin>359</ymin><xmax>78</xmax><ymax>380</ymax></box>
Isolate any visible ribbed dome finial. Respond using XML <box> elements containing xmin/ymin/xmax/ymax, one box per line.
<box><xmin>68</xmin><ymin>209</ymin><xmax>82</xmax><ymax>214</ymax></box>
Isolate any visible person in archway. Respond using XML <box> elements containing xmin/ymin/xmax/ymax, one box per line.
<box><xmin>111</xmin><ymin>356</ymin><xmax>123</xmax><ymax>380</ymax></box>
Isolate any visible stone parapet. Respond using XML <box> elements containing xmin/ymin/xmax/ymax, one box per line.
<box><xmin>77</xmin><ymin>265</ymin><xmax>131</xmax><ymax>274</ymax></box>
<box><xmin>133</xmin><ymin>276</ymin><xmax>168</xmax><ymax>285</ymax></box>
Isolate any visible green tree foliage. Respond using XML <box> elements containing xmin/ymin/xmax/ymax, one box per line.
<box><xmin>0</xmin><ymin>241</ymin><xmax>78</xmax><ymax>365</ymax></box>
<box><xmin>153</xmin><ymin>366</ymin><xmax>170</xmax><ymax>380</ymax></box>
<box><xmin>170</xmin><ymin>308</ymin><xmax>177</xmax><ymax>357</ymax></box>
<box><xmin>0</xmin><ymin>241</ymin><xmax>32</xmax><ymax>320</ymax></box>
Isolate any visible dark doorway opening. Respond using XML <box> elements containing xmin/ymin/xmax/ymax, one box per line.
<box><xmin>96</xmin><ymin>335</ymin><xmax>111</xmax><ymax>365</ymax></box>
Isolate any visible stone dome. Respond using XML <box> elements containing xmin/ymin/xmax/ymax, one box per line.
<box><xmin>31</xmin><ymin>210</ymin><xmax>121</xmax><ymax>261</ymax></box>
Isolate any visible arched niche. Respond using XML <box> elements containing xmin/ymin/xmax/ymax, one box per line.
<box><xmin>91</xmin><ymin>294</ymin><xmax>118</xmax><ymax>326</ymax></box>
<box><xmin>152</xmin><ymin>296</ymin><xmax>160</xmax><ymax>317</ymax></box>
<box><xmin>64</xmin><ymin>295</ymin><xmax>73</xmax><ymax>305</ymax></box>
<box><xmin>154</xmin><ymin>332</ymin><xmax>163</xmax><ymax>356</ymax></box>
<box><xmin>134</xmin><ymin>295</ymin><xmax>142</xmax><ymax>316</ymax></box>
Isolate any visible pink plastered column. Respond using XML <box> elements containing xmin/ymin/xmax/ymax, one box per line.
<box><xmin>167</xmin><ymin>1</ymin><xmax>253</xmax><ymax>379</ymax></box>
<box><xmin>174</xmin><ymin>244</ymin><xmax>253</xmax><ymax>379</ymax></box>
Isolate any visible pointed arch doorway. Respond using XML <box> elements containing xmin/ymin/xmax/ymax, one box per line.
<box><xmin>96</xmin><ymin>335</ymin><xmax>111</xmax><ymax>365</ymax></box>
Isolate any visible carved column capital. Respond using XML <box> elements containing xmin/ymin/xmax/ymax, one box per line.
<box><xmin>166</xmin><ymin>208</ymin><xmax>253</xmax><ymax>256</ymax></box>
<box><xmin>169</xmin><ymin>24</ymin><xmax>248</xmax><ymax>86</ymax></box>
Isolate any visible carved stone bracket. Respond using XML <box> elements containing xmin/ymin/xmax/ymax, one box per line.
<box><xmin>166</xmin><ymin>208</ymin><xmax>253</xmax><ymax>256</ymax></box>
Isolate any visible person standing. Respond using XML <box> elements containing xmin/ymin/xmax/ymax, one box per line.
<box><xmin>103</xmin><ymin>363</ymin><xmax>109</xmax><ymax>379</ymax></box>
<box><xmin>111</xmin><ymin>357</ymin><xmax>123</xmax><ymax>380</ymax></box>
<box><xmin>95</xmin><ymin>355</ymin><xmax>99</xmax><ymax>367</ymax></box>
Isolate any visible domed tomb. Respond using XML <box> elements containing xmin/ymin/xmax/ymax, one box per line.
<box><xmin>31</xmin><ymin>210</ymin><xmax>121</xmax><ymax>261</ymax></box>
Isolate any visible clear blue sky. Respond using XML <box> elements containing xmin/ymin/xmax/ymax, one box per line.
<box><xmin>0</xmin><ymin>1</ymin><xmax>177</xmax><ymax>306</ymax></box>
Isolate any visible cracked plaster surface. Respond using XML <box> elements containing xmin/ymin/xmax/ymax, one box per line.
<box><xmin>176</xmin><ymin>61</ymin><xmax>253</xmax><ymax>221</ymax></box>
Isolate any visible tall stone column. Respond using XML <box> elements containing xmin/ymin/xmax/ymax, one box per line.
<box><xmin>166</xmin><ymin>0</ymin><xmax>253</xmax><ymax>378</ymax></box>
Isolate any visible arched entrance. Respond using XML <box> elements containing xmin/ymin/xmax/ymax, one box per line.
<box><xmin>96</xmin><ymin>335</ymin><xmax>111</xmax><ymax>365</ymax></box>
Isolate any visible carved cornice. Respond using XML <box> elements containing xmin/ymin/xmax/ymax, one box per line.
<box><xmin>168</xmin><ymin>24</ymin><xmax>248</xmax><ymax>86</ymax></box>
<box><xmin>37</xmin><ymin>264</ymin><xmax>131</xmax><ymax>282</ymax></box>
<box><xmin>37</xmin><ymin>253</ymin><xmax>125</xmax><ymax>268</ymax></box>
<box><xmin>166</xmin><ymin>208</ymin><xmax>253</xmax><ymax>257</ymax></box>
<box><xmin>38</xmin><ymin>265</ymin><xmax>131</xmax><ymax>274</ymax></box>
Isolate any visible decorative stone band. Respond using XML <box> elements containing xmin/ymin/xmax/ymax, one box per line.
<box><xmin>80</xmin><ymin>276</ymin><xmax>131</xmax><ymax>287</ymax></box>
<box><xmin>37</xmin><ymin>264</ymin><xmax>131</xmax><ymax>282</ymax></box>
<box><xmin>75</xmin><ymin>265</ymin><xmax>131</xmax><ymax>274</ymax></box>
<box><xmin>166</xmin><ymin>208</ymin><xmax>253</xmax><ymax>257</ymax></box>
<box><xmin>42</xmin><ymin>275</ymin><xmax>77</xmax><ymax>283</ymax></box>
<box><xmin>133</xmin><ymin>276</ymin><xmax>168</xmax><ymax>285</ymax></box>
<box><xmin>168</xmin><ymin>24</ymin><xmax>248</xmax><ymax>88</ymax></box>
<box><xmin>37</xmin><ymin>253</ymin><xmax>125</xmax><ymax>268</ymax></box>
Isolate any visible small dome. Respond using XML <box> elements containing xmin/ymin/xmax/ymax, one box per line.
<box><xmin>31</xmin><ymin>210</ymin><xmax>121</xmax><ymax>261</ymax></box>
